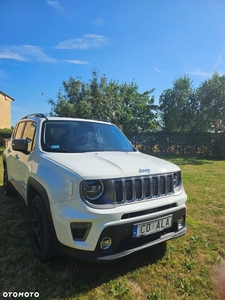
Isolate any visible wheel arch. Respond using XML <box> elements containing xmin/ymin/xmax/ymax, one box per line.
<box><xmin>27</xmin><ymin>177</ymin><xmax>49</xmax><ymax>210</ymax></box>
<box><xmin>27</xmin><ymin>177</ymin><xmax>58</xmax><ymax>244</ymax></box>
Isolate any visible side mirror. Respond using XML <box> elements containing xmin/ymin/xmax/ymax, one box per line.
<box><xmin>12</xmin><ymin>139</ymin><xmax>28</xmax><ymax>152</ymax></box>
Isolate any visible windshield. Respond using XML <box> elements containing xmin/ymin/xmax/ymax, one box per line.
<box><xmin>41</xmin><ymin>120</ymin><xmax>135</xmax><ymax>153</ymax></box>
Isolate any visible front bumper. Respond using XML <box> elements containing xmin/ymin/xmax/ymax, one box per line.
<box><xmin>56</xmin><ymin>207</ymin><xmax>186</xmax><ymax>261</ymax></box>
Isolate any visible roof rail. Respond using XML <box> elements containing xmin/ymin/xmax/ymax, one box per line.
<box><xmin>21</xmin><ymin>113</ymin><xmax>47</xmax><ymax>120</ymax></box>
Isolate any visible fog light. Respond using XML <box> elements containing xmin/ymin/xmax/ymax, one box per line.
<box><xmin>178</xmin><ymin>216</ymin><xmax>185</xmax><ymax>230</ymax></box>
<box><xmin>100</xmin><ymin>237</ymin><xmax>112</xmax><ymax>250</ymax></box>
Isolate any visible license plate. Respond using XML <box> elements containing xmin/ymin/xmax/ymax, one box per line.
<box><xmin>133</xmin><ymin>215</ymin><xmax>173</xmax><ymax>238</ymax></box>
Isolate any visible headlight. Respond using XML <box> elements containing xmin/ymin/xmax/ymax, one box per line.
<box><xmin>83</xmin><ymin>180</ymin><xmax>104</xmax><ymax>200</ymax></box>
<box><xmin>173</xmin><ymin>172</ymin><xmax>180</xmax><ymax>188</ymax></box>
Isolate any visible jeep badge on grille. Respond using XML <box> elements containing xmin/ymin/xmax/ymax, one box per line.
<box><xmin>138</xmin><ymin>168</ymin><xmax>150</xmax><ymax>173</ymax></box>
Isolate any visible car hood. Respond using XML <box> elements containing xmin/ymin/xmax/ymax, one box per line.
<box><xmin>45</xmin><ymin>151</ymin><xmax>180</xmax><ymax>179</ymax></box>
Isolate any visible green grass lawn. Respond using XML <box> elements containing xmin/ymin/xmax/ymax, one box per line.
<box><xmin>0</xmin><ymin>149</ymin><xmax>225</xmax><ymax>299</ymax></box>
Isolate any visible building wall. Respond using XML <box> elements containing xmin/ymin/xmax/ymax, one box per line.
<box><xmin>0</xmin><ymin>92</ymin><xmax>13</xmax><ymax>129</ymax></box>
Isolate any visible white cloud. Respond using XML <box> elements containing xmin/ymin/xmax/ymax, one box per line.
<box><xmin>62</xmin><ymin>59</ymin><xmax>90</xmax><ymax>65</ymax></box>
<box><xmin>92</xmin><ymin>17</ymin><xmax>104</xmax><ymax>26</ymax></box>
<box><xmin>187</xmin><ymin>68</ymin><xmax>212</xmax><ymax>78</ymax></box>
<box><xmin>0</xmin><ymin>48</ymin><xmax>25</xmax><ymax>61</ymax></box>
<box><xmin>46</xmin><ymin>0</ymin><xmax>63</xmax><ymax>12</ymax></box>
<box><xmin>212</xmin><ymin>51</ymin><xmax>224</xmax><ymax>71</ymax></box>
<box><xmin>187</xmin><ymin>52</ymin><xmax>225</xmax><ymax>78</ymax></box>
<box><xmin>154</xmin><ymin>67</ymin><xmax>163</xmax><ymax>74</ymax></box>
<box><xmin>55</xmin><ymin>34</ymin><xmax>110</xmax><ymax>50</ymax></box>
<box><xmin>0</xmin><ymin>45</ymin><xmax>56</xmax><ymax>62</ymax></box>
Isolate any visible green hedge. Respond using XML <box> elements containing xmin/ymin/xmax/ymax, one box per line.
<box><xmin>127</xmin><ymin>132</ymin><xmax>225</xmax><ymax>158</ymax></box>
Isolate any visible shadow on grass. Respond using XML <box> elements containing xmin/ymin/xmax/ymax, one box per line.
<box><xmin>42</xmin><ymin>243</ymin><xmax>167</xmax><ymax>299</ymax></box>
<box><xmin>0</xmin><ymin>185</ymin><xmax>167</xmax><ymax>300</ymax></box>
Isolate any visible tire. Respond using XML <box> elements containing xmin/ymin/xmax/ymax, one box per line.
<box><xmin>30</xmin><ymin>195</ymin><xmax>54</xmax><ymax>262</ymax></box>
<box><xmin>3</xmin><ymin>166</ymin><xmax>15</xmax><ymax>197</ymax></box>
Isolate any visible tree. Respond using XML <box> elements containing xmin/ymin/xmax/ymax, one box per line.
<box><xmin>0</xmin><ymin>128</ymin><xmax>13</xmax><ymax>138</ymax></box>
<box><xmin>49</xmin><ymin>70</ymin><xmax>157</xmax><ymax>134</ymax></box>
<box><xmin>49</xmin><ymin>76</ymin><xmax>92</xmax><ymax>119</ymax></box>
<box><xmin>159</xmin><ymin>76</ymin><xmax>197</xmax><ymax>132</ymax></box>
<box><xmin>196</xmin><ymin>72</ymin><xmax>225</xmax><ymax>133</ymax></box>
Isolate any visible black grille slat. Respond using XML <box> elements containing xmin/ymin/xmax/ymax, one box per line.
<box><xmin>114</xmin><ymin>174</ymin><xmax>174</xmax><ymax>204</ymax></box>
<box><xmin>135</xmin><ymin>179</ymin><xmax>142</xmax><ymax>199</ymax></box>
<box><xmin>167</xmin><ymin>175</ymin><xmax>173</xmax><ymax>193</ymax></box>
<box><xmin>144</xmin><ymin>178</ymin><xmax>150</xmax><ymax>198</ymax></box>
<box><xmin>125</xmin><ymin>180</ymin><xmax>133</xmax><ymax>201</ymax></box>
<box><xmin>115</xmin><ymin>181</ymin><xmax>123</xmax><ymax>203</ymax></box>
<box><xmin>160</xmin><ymin>176</ymin><xmax>166</xmax><ymax>194</ymax></box>
<box><xmin>152</xmin><ymin>177</ymin><xmax>158</xmax><ymax>196</ymax></box>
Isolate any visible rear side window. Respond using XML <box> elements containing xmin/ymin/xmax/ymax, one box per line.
<box><xmin>13</xmin><ymin>122</ymin><xmax>25</xmax><ymax>139</ymax></box>
<box><xmin>22</xmin><ymin>122</ymin><xmax>36</xmax><ymax>152</ymax></box>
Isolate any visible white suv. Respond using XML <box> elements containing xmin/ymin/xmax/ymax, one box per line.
<box><xmin>3</xmin><ymin>113</ymin><xmax>187</xmax><ymax>262</ymax></box>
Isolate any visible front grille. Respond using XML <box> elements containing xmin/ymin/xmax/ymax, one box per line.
<box><xmin>113</xmin><ymin>174</ymin><xmax>174</xmax><ymax>204</ymax></box>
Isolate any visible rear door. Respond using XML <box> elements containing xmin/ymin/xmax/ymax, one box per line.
<box><xmin>7</xmin><ymin>121</ymin><xmax>26</xmax><ymax>189</ymax></box>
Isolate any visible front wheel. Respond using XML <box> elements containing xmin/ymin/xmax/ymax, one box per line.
<box><xmin>30</xmin><ymin>195</ymin><xmax>54</xmax><ymax>262</ymax></box>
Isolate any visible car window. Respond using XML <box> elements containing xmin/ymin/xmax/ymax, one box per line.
<box><xmin>22</xmin><ymin>121</ymin><xmax>36</xmax><ymax>152</ymax></box>
<box><xmin>41</xmin><ymin>121</ymin><xmax>135</xmax><ymax>153</ymax></box>
<box><xmin>13</xmin><ymin>122</ymin><xmax>25</xmax><ymax>139</ymax></box>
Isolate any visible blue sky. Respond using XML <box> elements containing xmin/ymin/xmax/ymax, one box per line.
<box><xmin>1</xmin><ymin>0</ymin><xmax>225</xmax><ymax>126</ymax></box>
